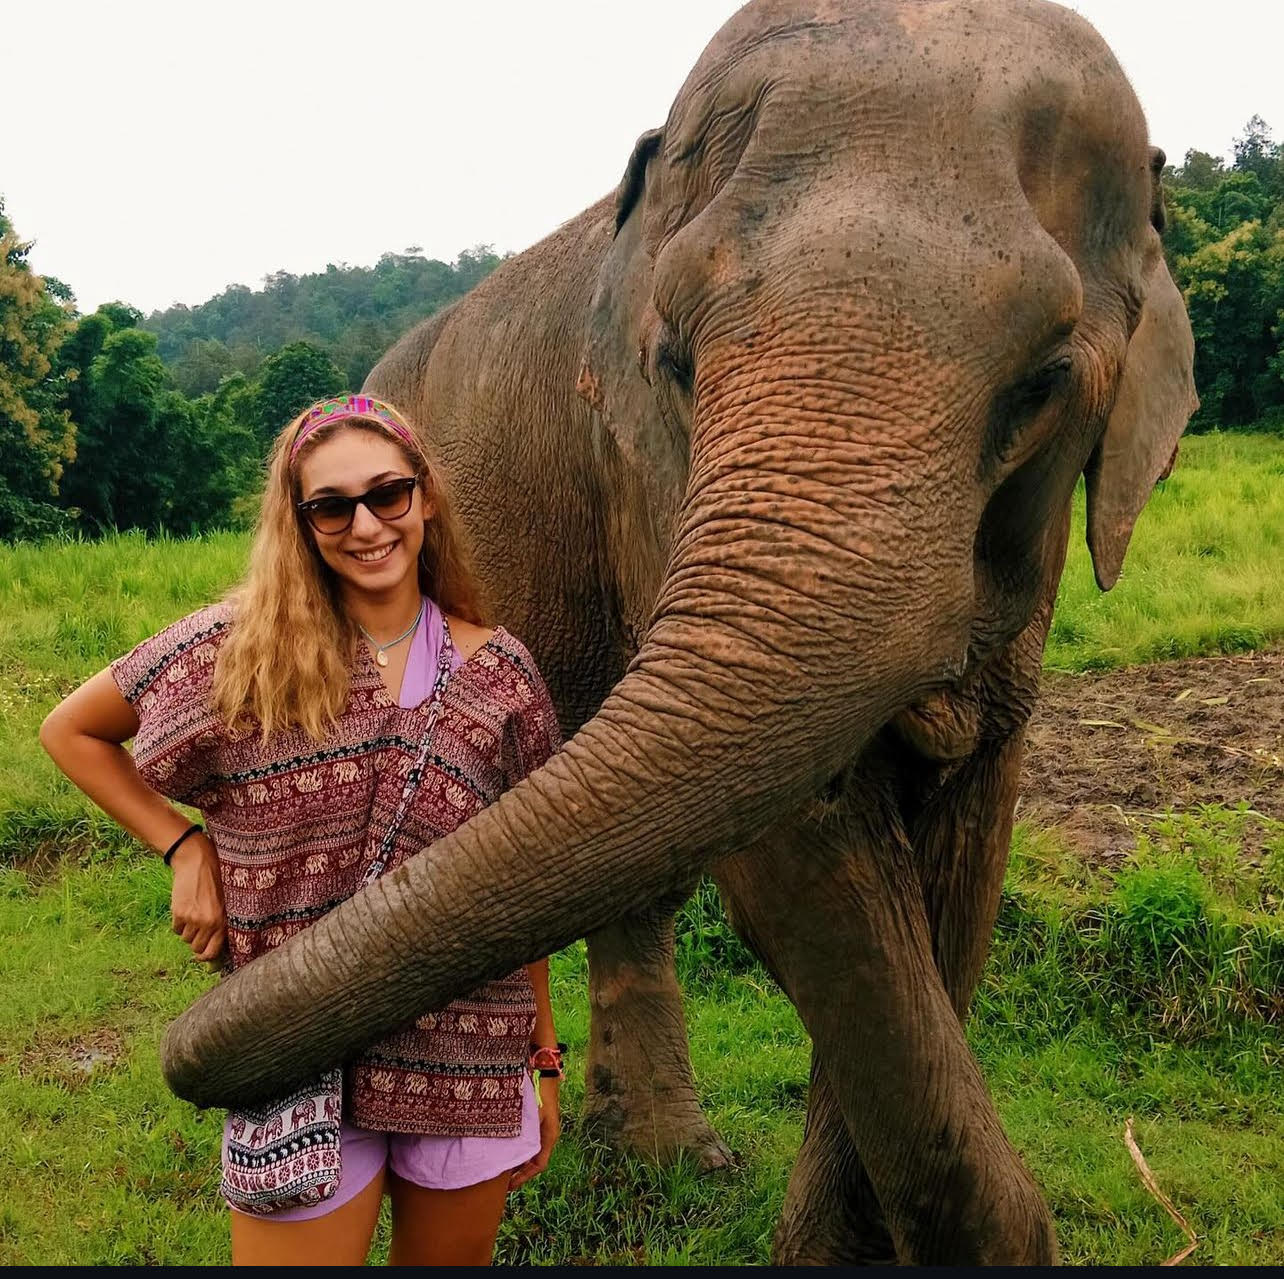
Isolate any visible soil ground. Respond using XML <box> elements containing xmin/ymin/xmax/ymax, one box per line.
<box><xmin>1022</xmin><ymin>650</ymin><xmax>1284</xmax><ymax>861</ymax></box>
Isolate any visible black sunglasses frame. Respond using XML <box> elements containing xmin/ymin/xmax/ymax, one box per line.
<box><xmin>296</xmin><ymin>476</ymin><xmax>420</xmax><ymax>535</ymax></box>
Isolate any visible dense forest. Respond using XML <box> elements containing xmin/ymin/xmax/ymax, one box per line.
<box><xmin>1162</xmin><ymin>117</ymin><xmax>1284</xmax><ymax>429</ymax></box>
<box><xmin>3</xmin><ymin>116</ymin><xmax>1284</xmax><ymax>542</ymax></box>
<box><xmin>144</xmin><ymin>246</ymin><xmax>504</xmax><ymax>397</ymax></box>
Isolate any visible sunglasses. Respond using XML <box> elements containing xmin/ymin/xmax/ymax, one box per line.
<box><xmin>296</xmin><ymin>476</ymin><xmax>419</xmax><ymax>535</ymax></box>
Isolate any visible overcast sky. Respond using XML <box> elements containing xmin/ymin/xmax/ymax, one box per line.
<box><xmin>6</xmin><ymin>1</ymin><xmax>1281</xmax><ymax>316</ymax></box>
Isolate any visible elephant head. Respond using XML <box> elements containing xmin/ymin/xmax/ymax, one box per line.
<box><xmin>162</xmin><ymin>0</ymin><xmax>1197</xmax><ymax>1105</ymax></box>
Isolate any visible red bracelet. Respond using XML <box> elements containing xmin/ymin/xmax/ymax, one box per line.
<box><xmin>528</xmin><ymin>1043</ymin><xmax>566</xmax><ymax>1078</ymax></box>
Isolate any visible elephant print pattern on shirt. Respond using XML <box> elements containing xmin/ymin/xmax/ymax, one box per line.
<box><xmin>112</xmin><ymin>603</ymin><xmax>562</xmax><ymax>1137</ymax></box>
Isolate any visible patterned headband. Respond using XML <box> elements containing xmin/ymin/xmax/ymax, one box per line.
<box><xmin>288</xmin><ymin>395</ymin><xmax>419</xmax><ymax>464</ymax></box>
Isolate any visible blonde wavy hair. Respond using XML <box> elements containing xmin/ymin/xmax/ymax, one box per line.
<box><xmin>211</xmin><ymin>397</ymin><xmax>489</xmax><ymax>740</ymax></box>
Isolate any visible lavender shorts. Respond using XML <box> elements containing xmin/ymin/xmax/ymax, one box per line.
<box><xmin>224</xmin><ymin>1074</ymin><xmax>540</xmax><ymax>1221</ymax></box>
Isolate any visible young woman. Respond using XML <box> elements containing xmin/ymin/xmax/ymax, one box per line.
<box><xmin>40</xmin><ymin>394</ymin><xmax>564</xmax><ymax>1266</ymax></box>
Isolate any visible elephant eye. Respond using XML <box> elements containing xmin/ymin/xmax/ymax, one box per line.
<box><xmin>989</xmin><ymin>353</ymin><xmax>1073</xmax><ymax>465</ymax></box>
<box><xmin>1014</xmin><ymin>354</ymin><xmax>1072</xmax><ymax>411</ymax></box>
<box><xmin>655</xmin><ymin>323</ymin><xmax>694</xmax><ymax>393</ymax></box>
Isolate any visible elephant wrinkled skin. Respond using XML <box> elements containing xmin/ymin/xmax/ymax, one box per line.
<box><xmin>162</xmin><ymin>0</ymin><xmax>1197</xmax><ymax>1263</ymax></box>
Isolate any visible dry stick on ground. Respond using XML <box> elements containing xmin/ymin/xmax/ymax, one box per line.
<box><xmin>1080</xmin><ymin>712</ymin><xmax>1281</xmax><ymax>763</ymax></box>
<box><xmin>1124</xmin><ymin>1117</ymin><xmax>1198</xmax><ymax>1266</ymax></box>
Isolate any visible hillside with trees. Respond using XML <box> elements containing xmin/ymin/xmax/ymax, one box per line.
<box><xmin>0</xmin><ymin>215</ymin><xmax>503</xmax><ymax>540</ymax></box>
<box><xmin>144</xmin><ymin>245</ymin><xmax>504</xmax><ymax>395</ymax></box>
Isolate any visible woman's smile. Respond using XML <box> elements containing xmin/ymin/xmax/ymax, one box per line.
<box><xmin>348</xmin><ymin>539</ymin><xmax>400</xmax><ymax>565</ymax></box>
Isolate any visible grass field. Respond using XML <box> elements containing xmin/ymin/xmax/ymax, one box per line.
<box><xmin>1</xmin><ymin>431</ymin><xmax>1282</xmax><ymax>1263</ymax></box>
<box><xmin>1048</xmin><ymin>433</ymin><xmax>1284</xmax><ymax>671</ymax></box>
<box><xmin>2</xmin><ymin>820</ymin><xmax>1281</xmax><ymax>1265</ymax></box>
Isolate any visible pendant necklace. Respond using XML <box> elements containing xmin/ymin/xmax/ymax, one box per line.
<box><xmin>359</xmin><ymin>600</ymin><xmax>425</xmax><ymax>668</ymax></box>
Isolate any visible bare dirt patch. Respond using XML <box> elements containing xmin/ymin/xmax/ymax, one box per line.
<box><xmin>1021</xmin><ymin>650</ymin><xmax>1283</xmax><ymax>861</ymax></box>
<box><xmin>11</xmin><ymin>1026</ymin><xmax>126</xmax><ymax>1090</ymax></box>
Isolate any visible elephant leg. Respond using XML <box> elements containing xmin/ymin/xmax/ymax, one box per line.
<box><xmin>914</xmin><ymin>729</ymin><xmax>1026</xmax><ymax>1018</ymax></box>
<box><xmin>746</xmin><ymin>732</ymin><xmax>1029</xmax><ymax>1265</ymax></box>
<box><xmin>717</xmin><ymin>775</ymin><xmax>1056</xmax><ymax>1265</ymax></box>
<box><xmin>580</xmin><ymin>901</ymin><xmax>733</xmax><ymax>1170</ymax></box>
<box><xmin>718</xmin><ymin>824</ymin><xmax>893</xmax><ymax>1267</ymax></box>
<box><xmin>771</xmin><ymin>1050</ymin><xmax>895</xmax><ymax>1265</ymax></box>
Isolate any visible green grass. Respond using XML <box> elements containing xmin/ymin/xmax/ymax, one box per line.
<box><xmin>986</xmin><ymin>810</ymin><xmax>1284</xmax><ymax>1041</ymax></box>
<box><xmin>1048</xmin><ymin>432</ymin><xmax>1284</xmax><ymax>671</ymax></box>
<box><xmin>1</xmin><ymin>807</ymin><xmax>1281</xmax><ymax>1264</ymax></box>
<box><xmin>0</xmin><ymin>530</ymin><xmax>246</xmax><ymax>845</ymax></box>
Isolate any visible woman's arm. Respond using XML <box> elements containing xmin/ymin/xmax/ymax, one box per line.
<box><xmin>527</xmin><ymin>957</ymin><xmax>558</xmax><ymax>1055</ymax></box>
<box><xmin>40</xmin><ymin>669</ymin><xmax>226</xmax><ymax>962</ymax></box>
<box><xmin>510</xmin><ymin>957</ymin><xmax>561</xmax><ymax>1189</ymax></box>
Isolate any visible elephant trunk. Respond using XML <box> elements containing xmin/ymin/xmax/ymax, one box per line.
<box><xmin>162</xmin><ymin>388</ymin><xmax>971</xmax><ymax>1107</ymax></box>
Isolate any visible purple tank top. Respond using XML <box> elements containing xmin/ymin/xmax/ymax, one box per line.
<box><xmin>397</xmin><ymin>597</ymin><xmax>462</xmax><ymax>709</ymax></box>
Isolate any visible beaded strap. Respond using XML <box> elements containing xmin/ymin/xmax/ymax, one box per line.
<box><xmin>361</xmin><ymin>616</ymin><xmax>455</xmax><ymax>887</ymax></box>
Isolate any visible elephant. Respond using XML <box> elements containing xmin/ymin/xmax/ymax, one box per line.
<box><xmin>160</xmin><ymin>0</ymin><xmax>1197</xmax><ymax>1263</ymax></box>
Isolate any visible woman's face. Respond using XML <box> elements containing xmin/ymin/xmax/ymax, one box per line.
<box><xmin>296</xmin><ymin>427</ymin><xmax>430</xmax><ymax>599</ymax></box>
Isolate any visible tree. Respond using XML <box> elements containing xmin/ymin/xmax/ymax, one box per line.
<box><xmin>1232</xmin><ymin>115</ymin><xmax>1281</xmax><ymax>193</ymax></box>
<box><xmin>1161</xmin><ymin>200</ymin><xmax>1215</xmax><ymax>270</ymax></box>
<box><xmin>249</xmin><ymin>340</ymin><xmax>345</xmax><ymax>443</ymax></box>
<box><xmin>1162</xmin><ymin>119</ymin><xmax>1284</xmax><ymax>429</ymax></box>
<box><xmin>168</xmin><ymin>337</ymin><xmax>247</xmax><ymax>398</ymax></box>
<box><xmin>190</xmin><ymin>372</ymin><xmax>262</xmax><ymax>531</ymax></box>
<box><xmin>1208</xmin><ymin>171</ymin><xmax>1270</xmax><ymax>233</ymax></box>
<box><xmin>333</xmin><ymin>319</ymin><xmax>394</xmax><ymax>390</ymax></box>
<box><xmin>1179</xmin><ymin>220</ymin><xmax>1284</xmax><ymax>427</ymax></box>
<box><xmin>58</xmin><ymin>321</ymin><xmax>171</xmax><ymax>532</ymax></box>
<box><xmin>157</xmin><ymin>386</ymin><xmax>259</xmax><ymax>535</ymax></box>
<box><xmin>97</xmin><ymin>301</ymin><xmax>143</xmax><ymax>332</ymax></box>
<box><xmin>1171</xmin><ymin>148</ymin><xmax>1226</xmax><ymax>192</ymax></box>
<box><xmin>57</xmin><ymin>306</ymin><xmax>259</xmax><ymax>534</ymax></box>
<box><xmin>0</xmin><ymin>198</ymin><xmax>76</xmax><ymax>538</ymax></box>
<box><xmin>143</xmin><ymin>245</ymin><xmax>508</xmax><ymax>393</ymax></box>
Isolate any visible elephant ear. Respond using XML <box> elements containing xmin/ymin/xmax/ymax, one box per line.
<box><xmin>577</xmin><ymin>129</ymin><xmax>676</xmax><ymax>477</ymax></box>
<box><xmin>1083</xmin><ymin>233</ymin><xmax>1197</xmax><ymax>590</ymax></box>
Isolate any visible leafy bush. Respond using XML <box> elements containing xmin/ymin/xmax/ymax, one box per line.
<box><xmin>1111</xmin><ymin>853</ymin><xmax>1209</xmax><ymax>961</ymax></box>
<box><xmin>981</xmin><ymin>809</ymin><xmax>1284</xmax><ymax>1042</ymax></box>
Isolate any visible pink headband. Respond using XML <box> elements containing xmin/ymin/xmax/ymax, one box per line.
<box><xmin>288</xmin><ymin>395</ymin><xmax>419</xmax><ymax>464</ymax></box>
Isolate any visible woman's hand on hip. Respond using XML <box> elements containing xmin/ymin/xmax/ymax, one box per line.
<box><xmin>170</xmin><ymin>834</ymin><xmax>226</xmax><ymax>963</ymax></box>
<box><xmin>508</xmin><ymin>1078</ymin><xmax>560</xmax><ymax>1190</ymax></box>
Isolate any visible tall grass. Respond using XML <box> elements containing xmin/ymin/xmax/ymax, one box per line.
<box><xmin>0</xmin><ymin>531</ymin><xmax>246</xmax><ymax>844</ymax></box>
<box><xmin>675</xmin><ymin>805</ymin><xmax>1284</xmax><ymax>1044</ymax></box>
<box><xmin>1049</xmin><ymin>432</ymin><xmax>1284</xmax><ymax>670</ymax></box>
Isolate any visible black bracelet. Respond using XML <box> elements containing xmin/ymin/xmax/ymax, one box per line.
<box><xmin>163</xmin><ymin>823</ymin><xmax>205</xmax><ymax>867</ymax></box>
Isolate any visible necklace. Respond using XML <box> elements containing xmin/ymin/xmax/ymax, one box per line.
<box><xmin>358</xmin><ymin>600</ymin><xmax>424</xmax><ymax>668</ymax></box>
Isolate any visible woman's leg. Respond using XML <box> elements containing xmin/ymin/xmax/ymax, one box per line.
<box><xmin>386</xmin><ymin>1169</ymin><xmax>511</xmax><ymax>1266</ymax></box>
<box><xmin>229</xmin><ymin>1168</ymin><xmax>385</xmax><ymax>1266</ymax></box>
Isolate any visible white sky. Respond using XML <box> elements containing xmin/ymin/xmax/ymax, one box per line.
<box><xmin>6</xmin><ymin>0</ymin><xmax>1282</xmax><ymax>316</ymax></box>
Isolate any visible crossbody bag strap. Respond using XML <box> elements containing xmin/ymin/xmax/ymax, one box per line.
<box><xmin>360</xmin><ymin>613</ymin><xmax>456</xmax><ymax>888</ymax></box>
